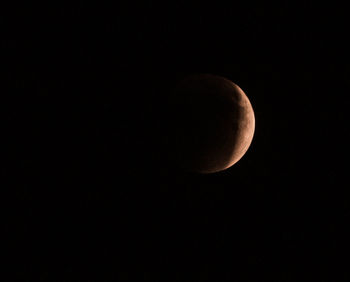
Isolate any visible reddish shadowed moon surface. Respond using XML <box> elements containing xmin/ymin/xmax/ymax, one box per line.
<box><xmin>167</xmin><ymin>74</ymin><xmax>255</xmax><ymax>174</ymax></box>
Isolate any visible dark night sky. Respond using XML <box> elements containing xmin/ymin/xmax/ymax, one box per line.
<box><xmin>2</xmin><ymin>2</ymin><xmax>349</xmax><ymax>281</ymax></box>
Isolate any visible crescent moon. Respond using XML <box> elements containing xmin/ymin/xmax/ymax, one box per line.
<box><xmin>223</xmin><ymin>81</ymin><xmax>255</xmax><ymax>170</ymax></box>
<box><xmin>168</xmin><ymin>74</ymin><xmax>255</xmax><ymax>174</ymax></box>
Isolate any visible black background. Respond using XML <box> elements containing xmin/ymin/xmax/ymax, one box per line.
<box><xmin>2</xmin><ymin>2</ymin><xmax>349</xmax><ymax>281</ymax></box>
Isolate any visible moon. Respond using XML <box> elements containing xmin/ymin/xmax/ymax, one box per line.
<box><xmin>166</xmin><ymin>74</ymin><xmax>255</xmax><ymax>174</ymax></box>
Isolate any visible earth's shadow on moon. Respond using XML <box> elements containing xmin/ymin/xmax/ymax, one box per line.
<box><xmin>151</xmin><ymin>73</ymin><xmax>255</xmax><ymax>175</ymax></box>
